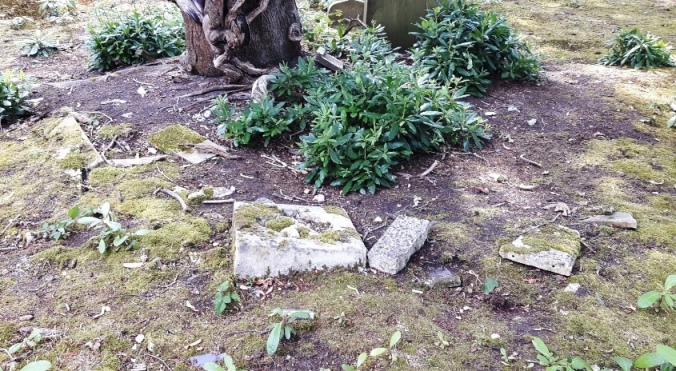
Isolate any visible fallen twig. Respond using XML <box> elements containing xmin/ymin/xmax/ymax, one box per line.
<box><xmin>0</xmin><ymin>218</ymin><xmax>16</xmax><ymax>237</ymax></box>
<box><xmin>261</xmin><ymin>154</ymin><xmax>288</xmax><ymax>168</ymax></box>
<box><xmin>133</xmin><ymin>78</ymin><xmax>156</xmax><ymax>87</ymax></box>
<box><xmin>451</xmin><ymin>151</ymin><xmax>490</xmax><ymax>166</ymax></box>
<box><xmin>154</xmin><ymin>188</ymin><xmax>190</xmax><ymax>212</ymax></box>
<box><xmin>102</xmin><ymin>135</ymin><xmax>118</xmax><ymax>153</ymax></box>
<box><xmin>519</xmin><ymin>154</ymin><xmax>542</xmax><ymax>168</ymax></box>
<box><xmin>156</xmin><ymin>165</ymin><xmax>174</xmax><ymax>182</ymax></box>
<box><xmin>202</xmin><ymin>199</ymin><xmax>235</xmax><ymax>204</ymax></box>
<box><xmin>362</xmin><ymin>223</ymin><xmax>387</xmax><ymax>241</ymax></box>
<box><xmin>79</xmin><ymin>111</ymin><xmax>114</xmax><ymax>124</ymax></box>
<box><xmin>178</xmin><ymin>85</ymin><xmax>249</xmax><ymax>99</ymax></box>
<box><xmin>0</xmin><ymin>246</ymin><xmax>19</xmax><ymax>252</ymax></box>
<box><xmin>418</xmin><ymin>160</ymin><xmax>439</xmax><ymax>178</ymax></box>
<box><xmin>145</xmin><ymin>353</ymin><xmax>173</xmax><ymax>371</ymax></box>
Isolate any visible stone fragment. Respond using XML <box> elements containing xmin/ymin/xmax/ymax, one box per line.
<box><xmin>423</xmin><ymin>267</ymin><xmax>462</xmax><ymax>288</ymax></box>
<box><xmin>327</xmin><ymin>0</ymin><xmax>365</xmax><ymax>22</ymax></box>
<box><xmin>583</xmin><ymin>212</ymin><xmax>637</xmax><ymax>229</ymax></box>
<box><xmin>212</xmin><ymin>186</ymin><xmax>236</xmax><ymax>198</ymax></box>
<box><xmin>232</xmin><ymin>201</ymin><xmax>366</xmax><ymax>277</ymax></box>
<box><xmin>315</xmin><ymin>47</ymin><xmax>344</xmax><ymax>71</ymax></box>
<box><xmin>499</xmin><ymin>224</ymin><xmax>581</xmax><ymax>276</ymax></box>
<box><xmin>564</xmin><ymin>283</ymin><xmax>580</xmax><ymax>293</ymax></box>
<box><xmin>367</xmin><ymin>215</ymin><xmax>432</xmax><ymax>274</ymax></box>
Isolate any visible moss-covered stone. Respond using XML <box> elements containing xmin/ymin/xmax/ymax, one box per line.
<box><xmin>148</xmin><ymin>125</ymin><xmax>206</xmax><ymax>153</ymax></box>
<box><xmin>500</xmin><ymin>224</ymin><xmax>580</xmax><ymax>257</ymax></box>
<box><xmin>57</xmin><ymin>152</ymin><xmax>87</xmax><ymax>169</ymax></box>
<box><xmin>323</xmin><ymin>205</ymin><xmax>349</xmax><ymax>218</ymax></box>
<box><xmin>265</xmin><ymin>217</ymin><xmax>295</xmax><ymax>232</ymax></box>
<box><xmin>98</xmin><ymin>124</ymin><xmax>133</xmax><ymax>139</ymax></box>
<box><xmin>233</xmin><ymin>203</ymin><xmax>282</xmax><ymax>229</ymax></box>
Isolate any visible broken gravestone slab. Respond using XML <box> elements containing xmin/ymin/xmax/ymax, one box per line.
<box><xmin>232</xmin><ymin>199</ymin><xmax>366</xmax><ymax>277</ymax></box>
<box><xmin>367</xmin><ymin>215</ymin><xmax>432</xmax><ymax>274</ymax></box>
<box><xmin>583</xmin><ymin>212</ymin><xmax>637</xmax><ymax>229</ymax></box>
<box><xmin>327</xmin><ymin>0</ymin><xmax>365</xmax><ymax>21</ymax></box>
<box><xmin>499</xmin><ymin>224</ymin><xmax>581</xmax><ymax>276</ymax></box>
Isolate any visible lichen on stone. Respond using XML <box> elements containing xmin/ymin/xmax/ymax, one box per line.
<box><xmin>57</xmin><ymin>152</ymin><xmax>87</xmax><ymax>169</ymax></box>
<box><xmin>265</xmin><ymin>217</ymin><xmax>295</xmax><ymax>232</ymax></box>
<box><xmin>500</xmin><ymin>224</ymin><xmax>580</xmax><ymax>257</ymax></box>
<box><xmin>98</xmin><ymin>124</ymin><xmax>133</xmax><ymax>139</ymax></box>
<box><xmin>233</xmin><ymin>202</ymin><xmax>282</xmax><ymax>229</ymax></box>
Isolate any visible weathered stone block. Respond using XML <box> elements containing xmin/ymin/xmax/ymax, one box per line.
<box><xmin>367</xmin><ymin>215</ymin><xmax>432</xmax><ymax>274</ymax></box>
<box><xmin>583</xmin><ymin>212</ymin><xmax>637</xmax><ymax>229</ymax></box>
<box><xmin>327</xmin><ymin>0</ymin><xmax>365</xmax><ymax>22</ymax></box>
<box><xmin>232</xmin><ymin>201</ymin><xmax>366</xmax><ymax>278</ymax></box>
<box><xmin>498</xmin><ymin>225</ymin><xmax>581</xmax><ymax>276</ymax></box>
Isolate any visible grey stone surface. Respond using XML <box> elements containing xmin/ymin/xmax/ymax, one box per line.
<box><xmin>366</xmin><ymin>0</ymin><xmax>430</xmax><ymax>48</ymax></box>
<box><xmin>327</xmin><ymin>0</ymin><xmax>365</xmax><ymax>21</ymax></box>
<box><xmin>583</xmin><ymin>212</ymin><xmax>637</xmax><ymax>229</ymax></box>
<box><xmin>232</xmin><ymin>201</ymin><xmax>366</xmax><ymax>278</ymax></box>
<box><xmin>424</xmin><ymin>267</ymin><xmax>462</xmax><ymax>288</ymax></box>
<box><xmin>367</xmin><ymin>215</ymin><xmax>432</xmax><ymax>274</ymax></box>
<box><xmin>498</xmin><ymin>225</ymin><xmax>581</xmax><ymax>276</ymax></box>
<box><xmin>315</xmin><ymin>47</ymin><xmax>344</xmax><ymax>71</ymax></box>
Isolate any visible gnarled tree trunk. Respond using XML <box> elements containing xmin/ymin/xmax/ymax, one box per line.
<box><xmin>175</xmin><ymin>0</ymin><xmax>303</xmax><ymax>80</ymax></box>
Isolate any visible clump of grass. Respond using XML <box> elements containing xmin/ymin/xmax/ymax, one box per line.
<box><xmin>599</xmin><ymin>28</ymin><xmax>674</xmax><ymax>69</ymax></box>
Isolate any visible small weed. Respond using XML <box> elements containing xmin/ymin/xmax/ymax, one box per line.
<box><xmin>10</xmin><ymin>16</ymin><xmax>33</xmax><ymax>30</ymax></box>
<box><xmin>0</xmin><ymin>361</ymin><xmax>53</xmax><ymax>371</ymax></box>
<box><xmin>637</xmin><ymin>274</ymin><xmax>676</xmax><ymax>312</ymax></box>
<box><xmin>500</xmin><ymin>347</ymin><xmax>517</xmax><ymax>365</ymax></box>
<box><xmin>214</xmin><ymin>280</ymin><xmax>241</xmax><ymax>314</ymax></box>
<box><xmin>266</xmin><ymin>308</ymin><xmax>313</xmax><ymax>355</ymax></box>
<box><xmin>41</xmin><ymin>206</ymin><xmax>89</xmax><ymax>241</ymax></box>
<box><xmin>482</xmin><ymin>277</ymin><xmax>499</xmax><ymax>294</ymax></box>
<box><xmin>531</xmin><ymin>337</ymin><xmax>591</xmax><ymax>370</ymax></box>
<box><xmin>0</xmin><ymin>69</ymin><xmax>31</xmax><ymax>123</ymax></box>
<box><xmin>341</xmin><ymin>331</ymin><xmax>402</xmax><ymax>370</ymax></box>
<box><xmin>201</xmin><ymin>354</ymin><xmax>239</xmax><ymax>371</ymax></box>
<box><xmin>613</xmin><ymin>344</ymin><xmax>676</xmax><ymax>370</ymax></box>
<box><xmin>18</xmin><ymin>30</ymin><xmax>59</xmax><ymax>57</ymax></box>
<box><xmin>563</xmin><ymin>0</ymin><xmax>586</xmax><ymax>8</ymax></box>
<box><xmin>86</xmin><ymin>6</ymin><xmax>185</xmax><ymax>71</ymax></box>
<box><xmin>76</xmin><ymin>202</ymin><xmax>150</xmax><ymax>253</ymax></box>
<box><xmin>434</xmin><ymin>331</ymin><xmax>450</xmax><ymax>349</ymax></box>
<box><xmin>599</xmin><ymin>28</ymin><xmax>674</xmax><ymax>69</ymax></box>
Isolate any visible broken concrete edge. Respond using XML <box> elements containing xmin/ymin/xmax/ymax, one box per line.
<box><xmin>367</xmin><ymin>215</ymin><xmax>433</xmax><ymax>275</ymax></box>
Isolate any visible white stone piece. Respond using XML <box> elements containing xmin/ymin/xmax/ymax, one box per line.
<box><xmin>423</xmin><ymin>267</ymin><xmax>462</xmax><ymax>288</ymax></box>
<box><xmin>583</xmin><ymin>212</ymin><xmax>637</xmax><ymax>229</ymax></box>
<box><xmin>327</xmin><ymin>0</ymin><xmax>365</xmax><ymax>21</ymax></box>
<box><xmin>232</xmin><ymin>201</ymin><xmax>366</xmax><ymax>278</ymax></box>
<box><xmin>564</xmin><ymin>283</ymin><xmax>580</xmax><ymax>293</ymax></box>
<box><xmin>367</xmin><ymin>215</ymin><xmax>432</xmax><ymax>274</ymax></box>
<box><xmin>499</xmin><ymin>225</ymin><xmax>581</xmax><ymax>276</ymax></box>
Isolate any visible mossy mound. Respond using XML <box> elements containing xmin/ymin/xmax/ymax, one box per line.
<box><xmin>148</xmin><ymin>125</ymin><xmax>206</xmax><ymax>153</ymax></box>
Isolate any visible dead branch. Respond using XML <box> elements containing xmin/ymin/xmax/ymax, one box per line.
<box><xmin>102</xmin><ymin>135</ymin><xmax>118</xmax><ymax>153</ymax></box>
<box><xmin>133</xmin><ymin>78</ymin><xmax>156</xmax><ymax>87</ymax></box>
<box><xmin>145</xmin><ymin>353</ymin><xmax>173</xmax><ymax>371</ymax></box>
<box><xmin>451</xmin><ymin>151</ymin><xmax>490</xmax><ymax>166</ymax></box>
<box><xmin>202</xmin><ymin>199</ymin><xmax>235</xmax><ymax>204</ymax></box>
<box><xmin>178</xmin><ymin>85</ymin><xmax>249</xmax><ymax>99</ymax></box>
<box><xmin>0</xmin><ymin>218</ymin><xmax>15</xmax><ymax>237</ymax></box>
<box><xmin>154</xmin><ymin>188</ymin><xmax>190</xmax><ymax>212</ymax></box>
<box><xmin>418</xmin><ymin>160</ymin><xmax>439</xmax><ymax>178</ymax></box>
<box><xmin>261</xmin><ymin>154</ymin><xmax>288</xmax><ymax>168</ymax></box>
<box><xmin>519</xmin><ymin>154</ymin><xmax>542</xmax><ymax>168</ymax></box>
<box><xmin>156</xmin><ymin>165</ymin><xmax>175</xmax><ymax>182</ymax></box>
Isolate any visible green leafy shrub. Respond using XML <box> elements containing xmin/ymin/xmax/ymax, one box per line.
<box><xmin>18</xmin><ymin>30</ymin><xmax>59</xmax><ymax>57</ymax></box>
<box><xmin>0</xmin><ymin>69</ymin><xmax>30</xmax><ymax>123</ymax></box>
<box><xmin>599</xmin><ymin>28</ymin><xmax>674</xmax><ymax>69</ymax></box>
<box><xmin>86</xmin><ymin>6</ymin><xmax>185</xmax><ymax>71</ymax></box>
<box><xmin>411</xmin><ymin>0</ymin><xmax>539</xmax><ymax>96</ymax></box>
<box><xmin>76</xmin><ymin>202</ymin><xmax>150</xmax><ymax>253</ymax></box>
<box><xmin>326</xmin><ymin>23</ymin><xmax>398</xmax><ymax>64</ymax></box>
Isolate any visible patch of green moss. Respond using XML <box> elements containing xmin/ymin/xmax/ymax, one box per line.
<box><xmin>0</xmin><ymin>322</ymin><xmax>15</xmax><ymax>344</ymax></box>
<box><xmin>317</xmin><ymin>228</ymin><xmax>360</xmax><ymax>243</ymax></box>
<box><xmin>142</xmin><ymin>219</ymin><xmax>212</xmax><ymax>260</ymax></box>
<box><xmin>119</xmin><ymin>198</ymin><xmax>181</xmax><ymax>221</ymax></box>
<box><xmin>233</xmin><ymin>203</ymin><xmax>282</xmax><ymax>229</ymax></box>
<box><xmin>88</xmin><ymin>167</ymin><xmax>126</xmax><ymax>187</ymax></box>
<box><xmin>57</xmin><ymin>152</ymin><xmax>87</xmax><ymax>169</ymax></box>
<box><xmin>297</xmin><ymin>226</ymin><xmax>310</xmax><ymax>238</ymax></box>
<box><xmin>323</xmin><ymin>205</ymin><xmax>348</xmax><ymax>218</ymax></box>
<box><xmin>118</xmin><ymin>178</ymin><xmax>170</xmax><ymax>200</ymax></box>
<box><xmin>265</xmin><ymin>217</ymin><xmax>295</xmax><ymax>232</ymax></box>
<box><xmin>98</xmin><ymin>124</ymin><xmax>133</xmax><ymax>139</ymax></box>
<box><xmin>215</xmin><ymin>221</ymin><xmax>229</xmax><ymax>233</ymax></box>
<box><xmin>148</xmin><ymin>125</ymin><xmax>205</xmax><ymax>153</ymax></box>
<box><xmin>430</xmin><ymin>222</ymin><xmax>470</xmax><ymax>245</ymax></box>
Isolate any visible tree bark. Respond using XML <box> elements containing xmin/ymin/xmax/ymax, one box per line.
<box><xmin>176</xmin><ymin>0</ymin><xmax>303</xmax><ymax>79</ymax></box>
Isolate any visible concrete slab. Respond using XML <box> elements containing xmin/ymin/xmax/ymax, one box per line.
<box><xmin>583</xmin><ymin>212</ymin><xmax>637</xmax><ymax>229</ymax></box>
<box><xmin>232</xmin><ymin>201</ymin><xmax>366</xmax><ymax>277</ymax></box>
<box><xmin>499</xmin><ymin>224</ymin><xmax>581</xmax><ymax>276</ymax></box>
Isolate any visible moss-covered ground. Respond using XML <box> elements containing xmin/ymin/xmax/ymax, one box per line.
<box><xmin>0</xmin><ymin>0</ymin><xmax>675</xmax><ymax>370</ymax></box>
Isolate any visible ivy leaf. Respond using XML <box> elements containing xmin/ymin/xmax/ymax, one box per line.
<box><xmin>656</xmin><ymin>344</ymin><xmax>676</xmax><ymax>367</ymax></box>
<box><xmin>634</xmin><ymin>352</ymin><xmax>664</xmax><ymax>369</ymax></box>
<box><xmin>637</xmin><ymin>291</ymin><xmax>661</xmax><ymax>308</ymax></box>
